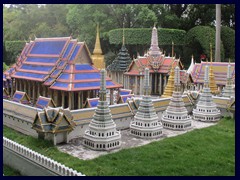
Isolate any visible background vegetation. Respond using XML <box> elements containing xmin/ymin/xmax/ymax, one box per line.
<box><xmin>3</xmin><ymin>117</ymin><xmax>235</xmax><ymax>176</ymax></box>
<box><xmin>3</xmin><ymin>4</ymin><xmax>235</xmax><ymax>67</ymax></box>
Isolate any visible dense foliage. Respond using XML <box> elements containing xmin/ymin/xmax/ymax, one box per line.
<box><xmin>185</xmin><ymin>26</ymin><xmax>225</xmax><ymax>62</ymax></box>
<box><xmin>4</xmin><ymin>41</ymin><xmax>26</xmax><ymax>65</ymax></box>
<box><xmin>3</xmin><ymin>4</ymin><xmax>235</xmax><ymax>66</ymax></box>
<box><xmin>109</xmin><ymin>28</ymin><xmax>186</xmax><ymax>45</ymax></box>
<box><xmin>221</xmin><ymin>26</ymin><xmax>235</xmax><ymax>60</ymax></box>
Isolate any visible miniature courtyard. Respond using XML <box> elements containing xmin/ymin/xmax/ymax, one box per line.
<box><xmin>58</xmin><ymin>120</ymin><xmax>216</xmax><ymax>160</ymax></box>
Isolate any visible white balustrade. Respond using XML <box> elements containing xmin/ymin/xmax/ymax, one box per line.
<box><xmin>3</xmin><ymin>137</ymin><xmax>85</xmax><ymax>176</ymax></box>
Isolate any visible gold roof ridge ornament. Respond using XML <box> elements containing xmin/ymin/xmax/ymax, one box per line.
<box><xmin>172</xmin><ymin>41</ymin><xmax>174</xmax><ymax>58</ymax></box>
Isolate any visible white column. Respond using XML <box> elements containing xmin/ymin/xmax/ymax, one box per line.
<box><xmin>159</xmin><ymin>74</ymin><xmax>162</xmax><ymax>95</ymax></box>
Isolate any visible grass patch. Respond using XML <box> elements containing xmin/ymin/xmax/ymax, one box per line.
<box><xmin>3</xmin><ymin>118</ymin><xmax>235</xmax><ymax>176</ymax></box>
<box><xmin>3</xmin><ymin>165</ymin><xmax>21</xmax><ymax>176</ymax></box>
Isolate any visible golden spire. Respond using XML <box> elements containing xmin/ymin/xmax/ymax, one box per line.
<box><xmin>93</xmin><ymin>23</ymin><xmax>102</xmax><ymax>55</ymax></box>
<box><xmin>172</xmin><ymin>41</ymin><xmax>174</xmax><ymax>58</ymax></box>
<box><xmin>162</xmin><ymin>60</ymin><xmax>175</xmax><ymax>97</ymax></box>
<box><xmin>92</xmin><ymin>23</ymin><xmax>105</xmax><ymax>69</ymax></box>
<box><xmin>209</xmin><ymin>43</ymin><xmax>219</xmax><ymax>94</ymax></box>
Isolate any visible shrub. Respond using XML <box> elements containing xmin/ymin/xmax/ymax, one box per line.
<box><xmin>185</xmin><ymin>26</ymin><xmax>225</xmax><ymax>61</ymax></box>
<box><xmin>5</xmin><ymin>41</ymin><xmax>26</xmax><ymax>65</ymax></box>
<box><xmin>221</xmin><ymin>26</ymin><xmax>235</xmax><ymax>60</ymax></box>
<box><xmin>108</xmin><ymin>28</ymin><xmax>186</xmax><ymax>46</ymax></box>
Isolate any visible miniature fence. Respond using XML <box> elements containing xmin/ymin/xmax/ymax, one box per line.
<box><xmin>3</xmin><ymin>137</ymin><xmax>85</xmax><ymax>176</ymax></box>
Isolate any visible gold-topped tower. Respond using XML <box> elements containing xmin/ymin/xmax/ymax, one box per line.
<box><xmin>209</xmin><ymin>43</ymin><xmax>219</xmax><ymax>94</ymax></box>
<box><xmin>92</xmin><ymin>23</ymin><xmax>105</xmax><ymax>70</ymax></box>
<box><xmin>162</xmin><ymin>42</ymin><xmax>175</xmax><ymax>97</ymax></box>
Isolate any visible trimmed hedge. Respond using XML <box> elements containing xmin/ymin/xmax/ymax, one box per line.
<box><xmin>109</xmin><ymin>28</ymin><xmax>186</xmax><ymax>46</ymax></box>
<box><xmin>4</xmin><ymin>41</ymin><xmax>26</xmax><ymax>65</ymax></box>
<box><xmin>221</xmin><ymin>26</ymin><xmax>235</xmax><ymax>60</ymax></box>
<box><xmin>185</xmin><ymin>26</ymin><xmax>224</xmax><ymax>61</ymax></box>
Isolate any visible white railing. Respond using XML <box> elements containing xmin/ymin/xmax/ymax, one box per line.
<box><xmin>3</xmin><ymin>137</ymin><xmax>85</xmax><ymax>176</ymax></box>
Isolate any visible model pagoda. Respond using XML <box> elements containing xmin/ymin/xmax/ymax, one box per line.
<box><xmin>83</xmin><ymin>69</ymin><xmax>121</xmax><ymax>151</ymax></box>
<box><xmin>193</xmin><ymin>63</ymin><xmax>221</xmax><ymax>122</ymax></box>
<box><xmin>130</xmin><ymin>68</ymin><xmax>163</xmax><ymax>139</ymax></box>
<box><xmin>107</xmin><ymin>23</ymin><xmax>132</xmax><ymax>86</ymax></box>
<box><xmin>161</xmin><ymin>65</ymin><xmax>192</xmax><ymax>130</ymax></box>
<box><xmin>222</xmin><ymin>59</ymin><xmax>235</xmax><ymax>98</ymax></box>
<box><xmin>92</xmin><ymin>24</ymin><xmax>105</xmax><ymax>70</ymax></box>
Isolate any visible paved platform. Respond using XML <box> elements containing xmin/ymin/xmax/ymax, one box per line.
<box><xmin>57</xmin><ymin>120</ymin><xmax>216</xmax><ymax>160</ymax></box>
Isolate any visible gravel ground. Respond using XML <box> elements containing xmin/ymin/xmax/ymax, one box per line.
<box><xmin>57</xmin><ymin>120</ymin><xmax>216</xmax><ymax>160</ymax></box>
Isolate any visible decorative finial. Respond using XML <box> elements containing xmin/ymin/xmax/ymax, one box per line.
<box><xmin>204</xmin><ymin>65</ymin><xmax>209</xmax><ymax>87</ymax></box>
<box><xmin>99</xmin><ymin>69</ymin><xmax>106</xmax><ymax>101</ymax></box>
<box><xmin>229</xmin><ymin>58</ymin><xmax>231</xmax><ymax>64</ymax></box>
<box><xmin>29</xmin><ymin>36</ymin><xmax>32</xmax><ymax>42</ymax></box>
<box><xmin>34</xmin><ymin>34</ymin><xmax>37</xmax><ymax>39</ymax></box>
<box><xmin>174</xmin><ymin>65</ymin><xmax>181</xmax><ymax>91</ymax></box>
<box><xmin>154</xmin><ymin>22</ymin><xmax>156</xmax><ymax>28</ymax></box>
<box><xmin>144</xmin><ymin>68</ymin><xmax>150</xmax><ymax>95</ymax></box>
<box><xmin>191</xmin><ymin>54</ymin><xmax>194</xmax><ymax>59</ymax></box>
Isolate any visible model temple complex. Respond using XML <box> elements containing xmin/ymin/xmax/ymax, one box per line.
<box><xmin>2</xmin><ymin>24</ymin><xmax>235</xmax><ymax>152</ymax></box>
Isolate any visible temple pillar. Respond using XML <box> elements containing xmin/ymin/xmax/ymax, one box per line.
<box><xmin>134</xmin><ymin>76</ymin><xmax>138</xmax><ymax>95</ymax></box>
<box><xmin>110</xmin><ymin>89</ymin><xmax>114</xmax><ymax>105</ymax></box>
<box><xmin>33</xmin><ymin>82</ymin><xmax>36</xmax><ymax>105</ymax></box>
<box><xmin>10</xmin><ymin>79</ymin><xmax>14</xmax><ymax>97</ymax></box>
<box><xmin>159</xmin><ymin>74</ymin><xmax>162</xmax><ymax>95</ymax></box>
<box><xmin>154</xmin><ymin>74</ymin><xmax>157</xmax><ymax>94</ymax></box>
<box><xmin>78</xmin><ymin>91</ymin><xmax>81</xmax><ymax>109</ymax></box>
<box><xmin>140</xmin><ymin>76</ymin><xmax>143</xmax><ymax>95</ymax></box>
<box><xmin>15</xmin><ymin>79</ymin><xmax>18</xmax><ymax>91</ymax></box>
<box><xmin>81</xmin><ymin>91</ymin><xmax>84</xmax><ymax>108</ymax></box>
<box><xmin>68</xmin><ymin>91</ymin><xmax>72</xmax><ymax>109</ymax></box>
<box><xmin>24</xmin><ymin>80</ymin><xmax>27</xmax><ymax>93</ymax></box>
<box><xmin>53</xmin><ymin>90</ymin><xmax>58</xmax><ymax>106</ymax></box>
<box><xmin>61</xmin><ymin>91</ymin><xmax>65</xmax><ymax>108</ymax></box>
<box><xmin>43</xmin><ymin>86</ymin><xmax>46</xmax><ymax>97</ymax></box>
<box><xmin>37</xmin><ymin>82</ymin><xmax>40</xmax><ymax>98</ymax></box>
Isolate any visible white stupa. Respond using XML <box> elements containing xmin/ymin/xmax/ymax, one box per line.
<box><xmin>161</xmin><ymin>65</ymin><xmax>192</xmax><ymax>130</ymax></box>
<box><xmin>83</xmin><ymin>69</ymin><xmax>121</xmax><ymax>151</ymax></box>
<box><xmin>222</xmin><ymin>61</ymin><xmax>235</xmax><ymax>98</ymax></box>
<box><xmin>130</xmin><ymin>68</ymin><xmax>163</xmax><ymax>139</ymax></box>
<box><xmin>193</xmin><ymin>64</ymin><xmax>221</xmax><ymax>122</ymax></box>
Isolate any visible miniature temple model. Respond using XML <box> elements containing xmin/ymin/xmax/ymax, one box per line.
<box><xmin>83</xmin><ymin>69</ymin><xmax>121</xmax><ymax>151</ymax></box>
<box><xmin>3</xmin><ymin>36</ymin><xmax>121</xmax><ymax>110</ymax></box>
<box><xmin>161</xmin><ymin>65</ymin><xmax>192</xmax><ymax>130</ymax></box>
<box><xmin>162</xmin><ymin>63</ymin><xmax>175</xmax><ymax>97</ymax></box>
<box><xmin>193</xmin><ymin>64</ymin><xmax>221</xmax><ymax>122</ymax></box>
<box><xmin>107</xmin><ymin>23</ymin><xmax>132</xmax><ymax>86</ymax></box>
<box><xmin>208</xmin><ymin>43</ymin><xmax>219</xmax><ymax>94</ymax></box>
<box><xmin>124</xmin><ymin>25</ymin><xmax>184</xmax><ymax>96</ymax></box>
<box><xmin>92</xmin><ymin>24</ymin><xmax>105</xmax><ymax>70</ymax></box>
<box><xmin>130</xmin><ymin>68</ymin><xmax>163</xmax><ymax>139</ymax></box>
<box><xmin>222</xmin><ymin>59</ymin><xmax>235</xmax><ymax>98</ymax></box>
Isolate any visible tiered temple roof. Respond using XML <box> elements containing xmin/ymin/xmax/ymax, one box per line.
<box><xmin>190</xmin><ymin>62</ymin><xmax>235</xmax><ymax>86</ymax></box>
<box><xmin>5</xmin><ymin>37</ymin><xmax>121</xmax><ymax>92</ymax></box>
<box><xmin>12</xmin><ymin>91</ymin><xmax>31</xmax><ymax>105</ymax></box>
<box><xmin>35</xmin><ymin>96</ymin><xmax>56</xmax><ymax>109</ymax></box>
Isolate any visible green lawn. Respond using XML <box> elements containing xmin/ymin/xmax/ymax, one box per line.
<box><xmin>3</xmin><ymin>117</ymin><xmax>235</xmax><ymax>176</ymax></box>
<box><xmin>3</xmin><ymin>165</ymin><xmax>21</xmax><ymax>176</ymax></box>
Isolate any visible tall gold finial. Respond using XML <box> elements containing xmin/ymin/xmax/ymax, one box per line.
<box><xmin>172</xmin><ymin>41</ymin><xmax>174</xmax><ymax>58</ymax></box>
<box><xmin>93</xmin><ymin>23</ymin><xmax>102</xmax><ymax>55</ymax></box>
